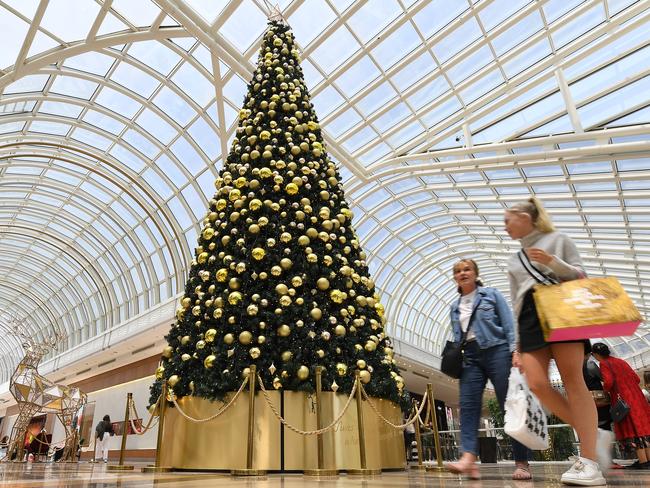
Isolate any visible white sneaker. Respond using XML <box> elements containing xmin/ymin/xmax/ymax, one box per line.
<box><xmin>561</xmin><ymin>457</ymin><xmax>606</xmax><ymax>486</ymax></box>
<box><xmin>596</xmin><ymin>428</ymin><xmax>614</xmax><ymax>470</ymax></box>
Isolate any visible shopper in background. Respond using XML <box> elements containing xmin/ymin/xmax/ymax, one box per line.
<box><xmin>505</xmin><ymin>197</ymin><xmax>610</xmax><ymax>486</ymax></box>
<box><xmin>445</xmin><ymin>259</ymin><xmax>531</xmax><ymax>481</ymax></box>
<box><xmin>583</xmin><ymin>342</ymin><xmax>613</xmax><ymax>433</ymax></box>
<box><xmin>94</xmin><ymin>415</ymin><xmax>114</xmax><ymax>463</ymax></box>
<box><xmin>592</xmin><ymin>342</ymin><xmax>650</xmax><ymax>469</ymax></box>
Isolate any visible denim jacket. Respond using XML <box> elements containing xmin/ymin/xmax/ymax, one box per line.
<box><xmin>449</xmin><ymin>286</ymin><xmax>516</xmax><ymax>352</ymax></box>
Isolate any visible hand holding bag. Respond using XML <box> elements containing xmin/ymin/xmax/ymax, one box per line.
<box><xmin>504</xmin><ymin>367</ymin><xmax>549</xmax><ymax>450</ymax></box>
<box><xmin>518</xmin><ymin>251</ymin><xmax>641</xmax><ymax>341</ymax></box>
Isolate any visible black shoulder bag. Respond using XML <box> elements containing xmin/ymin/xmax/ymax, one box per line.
<box><xmin>603</xmin><ymin>361</ymin><xmax>630</xmax><ymax>423</ymax></box>
<box><xmin>440</xmin><ymin>305</ymin><xmax>476</xmax><ymax>379</ymax></box>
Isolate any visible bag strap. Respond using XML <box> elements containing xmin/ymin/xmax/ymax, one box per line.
<box><xmin>457</xmin><ymin>296</ymin><xmax>477</xmax><ymax>346</ymax></box>
<box><xmin>518</xmin><ymin>250</ymin><xmax>559</xmax><ymax>285</ymax></box>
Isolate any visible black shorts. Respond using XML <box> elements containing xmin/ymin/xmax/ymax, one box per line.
<box><xmin>518</xmin><ymin>288</ymin><xmax>589</xmax><ymax>353</ymax></box>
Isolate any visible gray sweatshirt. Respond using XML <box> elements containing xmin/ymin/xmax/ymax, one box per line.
<box><xmin>507</xmin><ymin>230</ymin><xmax>585</xmax><ymax>349</ymax></box>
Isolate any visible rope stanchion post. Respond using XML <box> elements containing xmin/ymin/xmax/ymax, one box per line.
<box><xmin>411</xmin><ymin>399</ymin><xmax>426</xmax><ymax>471</ymax></box>
<box><xmin>142</xmin><ymin>382</ymin><xmax>172</xmax><ymax>473</ymax></box>
<box><xmin>89</xmin><ymin>431</ymin><xmax>99</xmax><ymax>463</ymax></box>
<box><xmin>107</xmin><ymin>393</ymin><xmax>135</xmax><ymax>471</ymax></box>
<box><xmin>304</xmin><ymin>366</ymin><xmax>338</xmax><ymax>477</ymax></box>
<box><xmin>232</xmin><ymin>365</ymin><xmax>266</xmax><ymax>477</ymax></box>
<box><xmin>347</xmin><ymin>371</ymin><xmax>381</xmax><ymax>477</ymax></box>
<box><xmin>424</xmin><ymin>384</ymin><xmax>444</xmax><ymax>473</ymax></box>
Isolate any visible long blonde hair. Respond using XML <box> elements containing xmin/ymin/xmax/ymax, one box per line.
<box><xmin>508</xmin><ymin>197</ymin><xmax>555</xmax><ymax>233</ymax></box>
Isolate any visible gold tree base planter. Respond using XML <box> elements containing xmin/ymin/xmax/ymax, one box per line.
<box><xmin>159</xmin><ymin>391</ymin><xmax>405</xmax><ymax>471</ymax></box>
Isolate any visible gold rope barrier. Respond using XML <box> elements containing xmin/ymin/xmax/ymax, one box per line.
<box><xmin>107</xmin><ymin>393</ymin><xmax>135</xmax><ymax>471</ymax></box>
<box><xmin>168</xmin><ymin>376</ymin><xmax>249</xmax><ymax>423</ymax></box>
<box><xmin>128</xmin><ymin>395</ymin><xmax>160</xmax><ymax>436</ymax></box>
<box><xmin>256</xmin><ymin>373</ymin><xmax>358</xmax><ymax>435</ymax></box>
<box><xmin>358</xmin><ymin>383</ymin><xmax>428</xmax><ymax>429</ymax></box>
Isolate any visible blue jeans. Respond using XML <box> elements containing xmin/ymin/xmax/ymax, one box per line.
<box><xmin>459</xmin><ymin>341</ymin><xmax>529</xmax><ymax>461</ymax></box>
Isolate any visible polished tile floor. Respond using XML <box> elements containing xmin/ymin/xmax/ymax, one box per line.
<box><xmin>0</xmin><ymin>462</ymin><xmax>648</xmax><ymax>487</ymax></box>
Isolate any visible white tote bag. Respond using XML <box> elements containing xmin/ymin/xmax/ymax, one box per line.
<box><xmin>504</xmin><ymin>367</ymin><xmax>549</xmax><ymax>450</ymax></box>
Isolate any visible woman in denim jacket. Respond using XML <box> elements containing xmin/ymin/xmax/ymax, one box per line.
<box><xmin>446</xmin><ymin>259</ymin><xmax>531</xmax><ymax>481</ymax></box>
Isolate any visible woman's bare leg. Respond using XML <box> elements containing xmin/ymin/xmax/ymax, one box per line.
<box><xmin>520</xmin><ymin>347</ymin><xmax>574</xmax><ymax>421</ymax></box>
<box><xmin>552</xmin><ymin>342</ymin><xmax>597</xmax><ymax>461</ymax></box>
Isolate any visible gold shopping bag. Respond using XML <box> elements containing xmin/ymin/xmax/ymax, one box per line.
<box><xmin>532</xmin><ymin>277</ymin><xmax>642</xmax><ymax>341</ymax></box>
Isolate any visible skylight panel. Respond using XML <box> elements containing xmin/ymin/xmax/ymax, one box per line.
<box><xmin>184</xmin><ymin>0</ymin><xmax>227</xmax><ymax>24</ymax></box>
<box><xmin>608</xmin><ymin>0</ymin><xmax>638</xmax><ymax>16</ymax></box>
<box><xmin>135</xmin><ymin>109</ymin><xmax>177</xmax><ymax>145</ymax></box>
<box><xmin>122</xmin><ymin>130</ymin><xmax>159</xmax><ymax>159</ymax></box>
<box><xmin>478</xmin><ymin>0</ymin><xmax>530</xmax><ymax>32</ymax></box>
<box><xmin>617</xmin><ymin>158</ymin><xmax>650</xmax><ymax>172</ymax></box>
<box><xmin>446</xmin><ymin>45</ymin><xmax>493</xmax><ymax>85</ymax></box>
<box><xmin>95</xmin><ymin>87</ymin><xmax>141</xmax><ymax>119</ymax></box>
<box><xmin>346</xmin><ymin>0</ymin><xmax>402</xmax><ymax>44</ymax></box>
<box><xmin>4</xmin><ymin>74</ymin><xmax>49</xmax><ymax>94</ymax></box>
<box><xmin>412</xmin><ymin>0</ymin><xmax>467</xmax><ymax>40</ymax></box>
<box><xmin>109</xmin><ymin>144</ymin><xmax>146</xmax><ymax>172</ymax></box>
<box><xmin>358</xmin><ymin>142</ymin><xmax>391</xmax><ymax>165</ymax></box>
<box><xmin>408</xmin><ymin>76</ymin><xmax>451</xmax><ymax>111</ymax></box>
<box><xmin>551</xmin><ymin>3</ymin><xmax>605</xmax><ymax>49</ymax></box>
<box><xmin>127</xmin><ymin>40</ymin><xmax>182</xmax><ymax>75</ymax></box>
<box><xmin>523</xmin><ymin>114</ymin><xmax>573</xmax><ymax>138</ymax></box>
<box><xmin>421</xmin><ymin>96</ymin><xmax>462</xmax><ymax>128</ymax></box>
<box><xmin>491</xmin><ymin>11</ymin><xmax>543</xmax><ymax>57</ymax></box>
<box><xmin>110</xmin><ymin>62</ymin><xmax>161</xmax><ymax>98</ymax></box>
<box><xmin>335</xmin><ymin>56</ymin><xmax>380</xmax><ymax>96</ymax></box>
<box><xmin>111</xmin><ymin>0</ymin><xmax>161</xmax><ymax>27</ymax></box>
<box><xmin>373</xmin><ymin>103</ymin><xmax>411</xmax><ymax>133</ymax></box>
<box><xmin>0</xmin><ymin>9</ymin><xmax>29</xmax><ymax>69</ymax></box>
<box><xmin>50</xmin><ymin>75</ymin><xmax>99</xmax><ymax>100</ymax></box>
<box><xmin>387</xmin><ymin>121</ymin><xmax>424</xmax><ymax>147</ymax></box>
<box><xmin>356</xmin><ymin>81</ymin><xmax>398</xmax><ymax>116</ymax></box>
<box><xmin>83</xmin><ymin>109</ymin><xmax>125</xmax><ymax>135</ymax></box>
<box><xmin>28</xmin><ymin>120</ymin><xmax>70</xmax><ymax>136</ymax></box>
<box><xmin>153</xmin><ymin>86</ymin><xmax>196</xmax><ymax>127</ymax></box>
<box><xmin>311</xmin><ymin>85</ymin><xmax>345</xmax><ymax>118</ymax></box>
<box><xmin>389</xmin><ymin>52</ymin><xmax>436</xmax><ymax>91</ymax></box>
<box><xmin>311</xmin><ymin>26</ymin><xmax>359</xmax><ymax>73</ymax></box>
<box><xmin>502</xmin><ymin>38</ymin><xmax>552</xmax><ymax>79</ymax></box>
<box><xmin>40</xmin><ymin>0</ymin><xmax>99</xmax><ymax>41</ymax></box>
<box><xmin>431</xmin><ymin>17</ymin><xmax>481</xmax><ymax>64</ymax></box>
<box><xmin>0</xmin><ymin>121</ymin><xmax>25</xmax><ymax>134</ymax></box>
<box><xmin>300</xmin><ymin>59</ymin><xmax>324</xmax><ymax>88</ymax></box>
<box><xmin>70</xmin><ymin>128</ymin><xmax>112</xmax><ymax>151</ymax></box>
<box><xmin>187</xmin><ymin>117</ymin><xmax>220</xmax><ymax>160</ymax></box>
<box><xmin>38</xmin><ymin>101</ymin><xmax>83</xmax><ymax>118</ymax></box>
<box><xmin>567</xmin><ymin>161</ymin><xmax>612</xmax><ymax>174</ymax></box>
<box><xmin>342</xmin><ymin>125</ymin><xmax>377</xmax><ymax>153</ymax></box>
<box><xmin>289</xmin><ymin>0</ymin><xmax>336</xmax><ymax>45</ymax></box>
<box><xmin>64</xmin><ymin>52</ymin><xmax>115</xmax><ymax>76</ymax></box>
<box><xmin>222</xmin><ymin>74</ymin><xmax>247</xmax><ymax>106</ymax></box>
<box><xmin>578</xmin><ymin>75</ymin><xmax>650</xmax><ymax>128</ymax></box>
<box><xmin>219</xmin><ymin>0</ymin><xmax>267</xmax><ymax>53</ymax></box>
<box><xmin>171</xmin><ymin>137</ymin><xmax>205</xmax><ymax>176</ymax></box>
<box><xmin>542</xmin><ymin>0</ymin><xmax>584</xmax><ymax>24</ymax></box>
<box><xmin>371</xmin><ymin>22</ymin><xmax>421</xmax><ymax>71</ymax></box>
<box><xmin>171</xmin><ymin>62</ymin><xmax>215</xmax><ymax>107</ymax></box>
<box><xmin>326</xmin><ymin>108</ymin><xmax>363</xmax><ymax>137</ymax></box>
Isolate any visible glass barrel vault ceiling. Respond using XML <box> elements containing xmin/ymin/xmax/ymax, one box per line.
<box><xmin>0</xmin><ymin>0</ymin><xmax>649</xmax><ymax>381</ymax></box>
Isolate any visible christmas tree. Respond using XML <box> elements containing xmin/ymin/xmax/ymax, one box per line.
<box><xmin>150</xmin><ymin>20</ymin><xmax>407</xmax><ymax>409</ymax></box>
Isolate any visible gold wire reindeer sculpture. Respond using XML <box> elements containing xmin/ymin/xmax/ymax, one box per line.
<box><xmin>2</xmin><ymin>316</ymin><xmax>87</xmax><ymax>462</ymax></box>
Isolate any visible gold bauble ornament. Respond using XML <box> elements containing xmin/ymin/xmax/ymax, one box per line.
<box><xmin>336</xmin><ymin>363</ymin><xmax>347</xmax><ymax>376</ymax></box>
<box><xmin>307</xmin><ymin>253</ymin><xmax>318</xmax><ymax>263</ymax></box>
<box><xmin>285</xmin><ymin>183</ymin><xmax>299</xmax><ymax>194</ymax></box>
<box><xmin>273</xmin><ymin>377</ymin><xmax>283</xmax><ymax>389</ymax></box>
<box><xmin>162</xmin><ymin>346</ymin><xmax>173</xmax><ymax>358</ymax></box>
<box><xmin>168</xmin><ymin>375</ymin><xmax>180</xmax><ymax>387</ymax></box>
<box><xmin>249</xmin><ymin>224</ymin><xmax>260</xmax><ymax>234</ymax></box>
<box><xmin>205</xmin><ymin>329</ymin><xmax>217</xmax><ymax>342</ymax></box>
<box><xmin>365</xmin><ymin>341</ymin><xmax>377</xmax><ymax>352</ymax></box>
<box><xmin>357</xmin><ymin>359</ymin><xmax>367</xmax><ymax>369</ymax></box>
<box><xmin>375</xmin><ymin>303</ymin><xmax>385</xmax><ymax>317</ymax></box>
<box><xmin>249</xmin><ymin>347</ymin><xmax>261</xmax><ymax>359</ymax></box>
<box><xmin>229</xmin><ymin>277</ymin><xmax>240</xmax><ymax>289</ymax></box>
<box><xmin>334</xmin><ymin>325</ymin><xmax>346</xmax><ymax>336</ymax></box>
<box><xmin>271</xmin><ymin>265</ymin><xmax>282</xmax><ymax>276</ymax></box>
<box><xmin>317</xmin><ymin>349</ymin><xmax>325</xmax><ymax>358</ymax></box>
<box><xmin>247</xmin><ymin>304</ymin><xmax>259</xmax><ymax>316</ymax></box>
<box><xmin>281</xmin><ymin>350</ymin><xmax>293</xmax><ymax>362</ymax></box>
<box><xmin>280</xmin><ymin>232</ymin><xmax>292</xmax><ymax>242</ymax></box>
<box><xmin>298</xmin><ymin>235</ymin><xmax>310</xmax><ymax>246</ymax></box>
<box><xmin>291</xmin><ymin>276</ymin><xmax>303</xmax><ymax>287</ymax></box>
<box><xmin>196</xmin><ymin>340</ymin><xmax>206</xmax><ymax>350</ymax></box>
<box><xmin>279</xmin><ymin>296</ymin><xmax>292</xmax><ymax>306</ymax></box>
<box><xmin>278</xmin><ymin>324</ymin><xmax>291</xmax><ymax>337</ymax></box>
<box><xmin>224</xmin><ymin>333</ymin><xmax>235</xmax><ymax>344</ymax></box>
<box><xmin>276</xmin><ymin>283</ymin><xmax>289</xmax><ymax>295</ymax></box>
<box><xmin>181</xmin><ymin>297</ymin><xmax>191</xmax><ymax>308</ymax></box>
<box><xmin>181</xmin><ymin>335</ymin><xmax>191</xmax><ymax>345</ymax></box>
<box><xmin>204</xmin><ymin>355</ymin><xmax>216</xmax><ymax>368</ymax></box>
<box><xmin>280</xmin><ymin>258</ymin><xmax>292</xmax><ymax>270</ymax></box>
<box><xmin>216</xmin><ymin>268</ymin><xmax>228</xmax><ymax>282</ymax></box>
<box><xmin>330</xmin><ymin>289</ymin><xmax>345</xmax><ymax>303</ymax></box>
<box><xmin>155</xmin><ymin>365</ymin><xmax>165</xmax><ymax>379</ymax></box>
<box><xmin>249</xmin><ymin>198</ymin><xmax>262</xmax><ymax>210</ymax></box>
<box><xmin>317</xmin><ymin>277</ymin><xmax>330</xmax><ymax>290</ymax></box>
<box><xmin>310</xmin><ymin>308</ymin><xmax>322</xmax><ymax>320</ymax></box>
<box><xmin>239</xmin><ymin>331</ymin><xmax>253</xmax><ymax>345</ymax></box>
<box><xmin>213</xmin><ymin>308</ymin><xmax>223</xmax><ymax>319</ymax></box>
<box><xmin>228</xmin><ymin>291</ymin><xmax>243</xmax><ymax>304</ymax></box>
<box><xmin>359</xmin><ymin>370</ymin><xmax>371</xmax><ymax>384</ymax></box>
<box><xmin>202</xmin><ymin>227</ymin><xmax>215</xmax><ymax>240</ymax></box>
<box><xmin>252</xmin><ymin>247</ymin><xmax>266</xmax><ymax>260</ymax></box>
<box><xmin>297</xmin><ymin>365</ymin><xmax>309</xmax><ymax>380</ymax></box>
